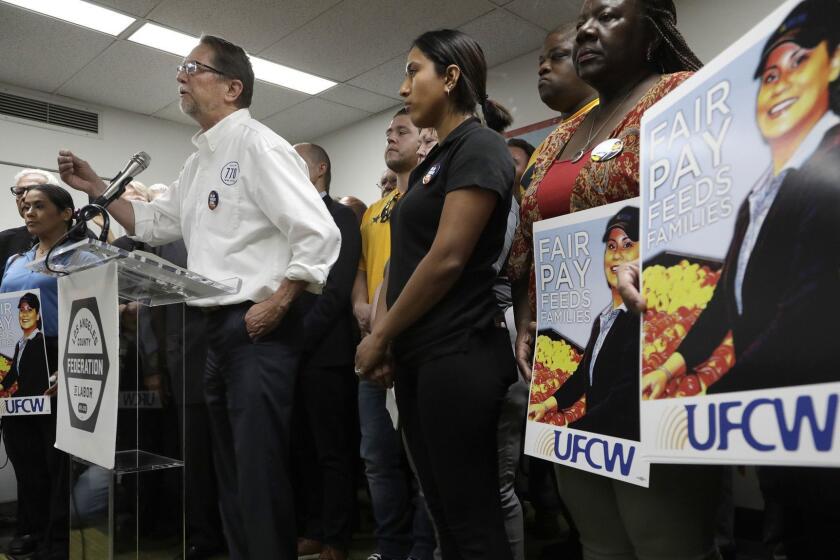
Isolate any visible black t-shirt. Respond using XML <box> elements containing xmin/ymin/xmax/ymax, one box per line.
<box><xmin>387</xmin><ymin>117</ymin><xmax>514</xmax><ymax>364</ymax></box>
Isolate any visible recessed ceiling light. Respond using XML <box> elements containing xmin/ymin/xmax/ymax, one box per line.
<box><xmin>1</xmin><ymin>0</ymin><xmax>135</xmax><ymax>36</ymax></box>
<box><xmin>250</xmin><ymin>57</ymin><xmax>336</xmax><ymax>95</ymax></box>
<box><xmin>128</xmin><ymin>22</ymin><xmax>197</xmax><ymax>57</ymax></box>
<box><xmin>129</xmin><ymin>23</ymin><xmax>337</xmax><ymax>96</ymax></box>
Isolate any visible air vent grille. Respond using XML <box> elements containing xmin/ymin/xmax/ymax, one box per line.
<box><xmin>0</xmin><ymin>91</ymin><xmax>99</xmax><ymax>133</ymax></box>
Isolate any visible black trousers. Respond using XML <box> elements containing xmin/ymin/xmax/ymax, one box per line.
<box><xmin>3</xmin><ymin>412</ymin><xmax>69</xmax><ymax>558</ymax></box>
<box><xmin>758</xmin><ymin>465</ymin><xmax>840</xmax><ymax>558</ymax></box>
<box><xmin>204</xmin><ymin>303</ymin><xmax>302</xmax><ymax>560</ymax></box>
<box><xmin>395</xmin><ymin>327</ymin><xmax>516</xmax><ymax>560</ymax></box>
<box><xmin>292</xmin><ymin>362</ymin><xmax>359</xmax><ymax>549</ymax></box>
<box><xmin>180</xmin><ymin>403</ymin><xmax>224</xmax><ymax>550</ymax></box>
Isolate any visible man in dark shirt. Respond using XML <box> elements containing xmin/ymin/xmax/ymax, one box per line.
<box><xmin>292</xmin><ymin>143</ymin><xmax>361</xmax><ymax>560</ymax></box>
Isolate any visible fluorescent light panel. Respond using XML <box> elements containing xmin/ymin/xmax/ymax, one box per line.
<box><xmin>128</xmin><ymin>23</ymin><xmax>336</xmax><ymax>95</ymax></box>
<box><xmin>250</xmin><ymin>57</ymin><xmax>336</xmax><ymax>95</ymax></box>
<box><xmin>1</xmin><ymin>0</ymin><xmax>135</xmax><ymax>36</ymax></box>
<box><xmin>128</xmin><ymin>22</ymin><xmax>196</xmax><ymax>57</ymax></box>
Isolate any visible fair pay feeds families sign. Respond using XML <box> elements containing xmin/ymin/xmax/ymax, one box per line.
<box><xmin>639</xmin><ymin>0</ymin><xmax>840</xmax><ymax>465</ymax></box>
<box><xmin>525</xmin><ymin>200</ymin><xmax>650</xmax><ymax>487</ymax></box>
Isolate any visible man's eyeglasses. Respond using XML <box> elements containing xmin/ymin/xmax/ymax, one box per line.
<box><xmin>10</xmin><ymin>185</ymin><xmax>34</xmax><ymax>197</ymax></box>
<box><xmin>176</xmin><ymin>60</ymin><xmax>225</xmax><ymax>77</ymax></box>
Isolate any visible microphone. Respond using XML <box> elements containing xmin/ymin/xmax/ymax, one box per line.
<box><xmin>92</xmin><ymin>151</ymin><xmax>151</xmax><ymax>207</ymax></box>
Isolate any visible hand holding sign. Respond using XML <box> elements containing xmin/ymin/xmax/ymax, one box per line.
<box><xmin>616</xmin><ymin>263</ymin><xmax>646</xmax><ymax>314</ymax></box>
<box><xmin>515</xmin><ymin>321</ymin><xmax>536</xmax><ymax>381</ymax></box>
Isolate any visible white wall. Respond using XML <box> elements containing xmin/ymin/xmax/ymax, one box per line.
<box><xmin>318</xmin><ymin>48</ymin><xmax>556</xmax><ymax>205</ymax></box>
<box><xmin>677</xmin><ymin>0</ymin><xmax>787</xmax><ymax>64</ymax></box>
<box><xmin>311</xmin><ymin>108</ymin><xmax>395</xmax><ymax>206</ymax></box>
<box><xmin>0</xmin><ymin>83</ymin><xmax>196</xmax><ymax>231</ymax></box>
<box><xmin>319</xmin><ymin>0</ymin><xmax>787</xmax><ymax>206</ymax></box>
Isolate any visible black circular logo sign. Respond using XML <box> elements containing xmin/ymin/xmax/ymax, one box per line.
<box><xmin>63</xmin><ymin>297</ymin><xmax>110</xmax><ymax>432</ymax></box>
<box><xmin>208</xmin><ymin>190</ymin><xmax>219</xmax><ymax>210</ymax></box>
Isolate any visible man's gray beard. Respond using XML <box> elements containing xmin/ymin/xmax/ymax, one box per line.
<box><xmin>179</xmin><ymin>98</ymin><xmax>196</xmax><ymax>116</ymax></box>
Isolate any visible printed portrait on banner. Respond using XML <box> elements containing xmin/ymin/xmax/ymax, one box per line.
<box><xmin>524</xmin><ymin>199</ymin><xmax>650</xmax><ymax>486</ymax></box>
<box><xmin>640</xmin><ymin>0</ymin><xmax>840</xmax><ymax>465</ymax></box>
<box><xmin>0</xmin><ymin>289</ymin><xmax>52</xmax><ymax>415</ymax></box>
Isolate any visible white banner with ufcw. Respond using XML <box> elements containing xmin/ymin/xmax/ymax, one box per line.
<box><xmin>0</xmin><ymin>288</ymin><xmax>52</xmax><ymax>417</ymax></box>
<box><xmin>56</xmin><ymin>262</ymin><xmax>119</xmax><ymax>469</ymax></box>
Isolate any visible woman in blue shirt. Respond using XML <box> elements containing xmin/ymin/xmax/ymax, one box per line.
<box><xmin>1</xmin><ymin>183</ymin><xmax>86</xmax><ymax>560</ymax></box>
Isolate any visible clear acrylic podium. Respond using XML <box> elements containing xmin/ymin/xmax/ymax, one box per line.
<box><xmin>28</xmin><ymin>238</ymin><xmax>240</xmax><ymax>559</ymax></box>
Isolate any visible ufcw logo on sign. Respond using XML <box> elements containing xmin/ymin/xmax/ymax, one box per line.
<box><xmin>536</xmin><ymin>426</ymin><xmax>637</xmax><ymax>477</ymax></box>
<box><xmin>659</xmin><ymin>394</ymin><xmax>838</xmax><ymax>453</ymax></box>
<box><xmin>1</xmin><ymin>396</ymin><xmax>50</xmax><ymax>416</ymax></box>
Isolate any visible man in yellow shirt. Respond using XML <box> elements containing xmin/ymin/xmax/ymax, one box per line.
<box><xmin>352</xmin><ymin>109</ymin><xmax>417</xmax><ymax>332</ymax></box>
<box><xmin>354</xmin><ymin>187</ymin><xmax>399</xmax><ymax>316</ymax></box>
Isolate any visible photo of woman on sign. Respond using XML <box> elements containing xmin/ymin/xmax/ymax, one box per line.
<box><xmin>528</xmin><ymin>206</ymin><xmax>640</xmax><ymax>440</ymax></box>
<box><xmin>0</xmin><ymin>292</ymin><xmax>50</xmax><ymax>397</ymax></box>
<box><xmin>643</xmin><ymin>0</ymin><xmax>840</xmax><ymax>398</ymax></box>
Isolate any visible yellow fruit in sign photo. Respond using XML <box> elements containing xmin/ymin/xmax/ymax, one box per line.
<box><xmin>642</xmin><ymin>259</ymin><xmax>735</xmax><ymax>398</ymax></box>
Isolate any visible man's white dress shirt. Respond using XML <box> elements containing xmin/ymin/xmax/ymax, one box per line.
<box><xmin>131</xmin><ymin>109</ymin><xmax>341</xmax><ymax>306</ymax></box>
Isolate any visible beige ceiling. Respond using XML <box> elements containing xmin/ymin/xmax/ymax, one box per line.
<box><xmin>0</xmin><ymin>0</ymin><xmax>580</xmax><ymax>142</ymax></box>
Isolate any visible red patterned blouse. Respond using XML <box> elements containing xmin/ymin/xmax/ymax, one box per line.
<box><xmin>507</xmin><ymin>72</ymin><xmax>693</xmax><ymax>314</ymax></box>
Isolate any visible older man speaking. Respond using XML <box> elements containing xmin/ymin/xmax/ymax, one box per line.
<box><xmin>58</xmin><ymin>35</ymin><xmax>340</xmax><ymax>560</ymax></box>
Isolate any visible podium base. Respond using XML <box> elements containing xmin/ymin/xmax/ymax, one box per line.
<box><xmin>70</xmin><ymin>451</ymin><xmax>183</xmax><ymax>559</ymax></box>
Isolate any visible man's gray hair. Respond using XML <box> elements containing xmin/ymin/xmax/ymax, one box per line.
<box><xmin>13</xmin><ymin>168</ymin><xmax>58</xmax><ymax>185</ymax></box>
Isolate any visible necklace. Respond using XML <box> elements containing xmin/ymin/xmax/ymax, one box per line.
<box><xmin>569</xmin><ymin>80</ymin><xmax>644</xmax><ymax>163</ymax></box>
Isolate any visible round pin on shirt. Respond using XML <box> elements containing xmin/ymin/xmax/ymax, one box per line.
<box><xmin>591</xmin><ymin>138</ymin><xmax>624</xmax><ymax>162</ymax></box>
<box><xmin>208</xmin><ymin>190</ymin><xmax>219</xmax><ymax>210</ymax></box>
<box><xmin>422</xmin><ymin>163</ymin><xmax>441</xmax><ymax>185</ymax></box>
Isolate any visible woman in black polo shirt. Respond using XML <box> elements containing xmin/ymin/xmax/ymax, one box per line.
<box><xmin>355</xmin><ymin>29</ymin><xmax>516</xmax><ymax>560</ymax></box>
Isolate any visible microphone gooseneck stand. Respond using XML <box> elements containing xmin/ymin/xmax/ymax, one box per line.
<box><xmin>43</xmin><ymin>186</ymin><xmax>125</xmax><ymax>276</ymax></box>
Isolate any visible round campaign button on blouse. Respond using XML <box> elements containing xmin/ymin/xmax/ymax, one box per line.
<box><xmin>208</xmin><ymin>190</ymin><xmax>219</xmax><ymax>210</ymax></box>
<box><xmin>591</xmin><ymin>138</ymin><xmax>624</xmax><ymax>162</ymax></box>
<box><xmin>422</xmin><ymin>163</ymin><xmax>441</xmax><ymax>185</ymax></box>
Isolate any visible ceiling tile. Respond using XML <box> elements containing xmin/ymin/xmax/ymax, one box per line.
<box><xmin>503</xmin><ymin>0</ymin><xmax>580</xmax><ymax>31</ymax></box>
<box><xmin>88</xmin><ymin>0</ymin><xmax>163</xmax><ymax>18</ymax></box>
<box><xmin>459</xmin><ymin>9</ymin><xmax>545</xmax><ymax>67</ymax></box>
<box><xmin>0</xmin><ymin>3</ymin><xmax>115</xmax><ymax>93</ymax></box>
<box><xmin>146</xmin><ymin>0</ymin><xmax>343</xmax><ymax>53</ymax></box>
<box><xmin>319</xmin><ymin>85</ymin><xmax>400</xmax><ymax>113</ymax></box>
<box><xmin>259</xmin><ymin>0</ymin><xmax>496</xmax><ymax>82</ymax></box>
<box><xmin>151</xmin><ymin>100</ymin><xmax>196</xmax><ymax>127</ymax></box>
<box><xmin>57</xmin><ymin>42</ymin><xmax>181</xmax><ymax>115</ymax></box>
<box><xmin>263</xmin><ymin>98</ymin><xmax>369</xmax><ymax>144</ymax></box>
<box><xmin>347</xmin><ymin>54</ymin><xmax>407</xmax><ymax>99</ymax></box>
<box><xmin>249</xmin><ymin>82</ymin><xmax>309</xmax><ymax>120</ymax></box>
